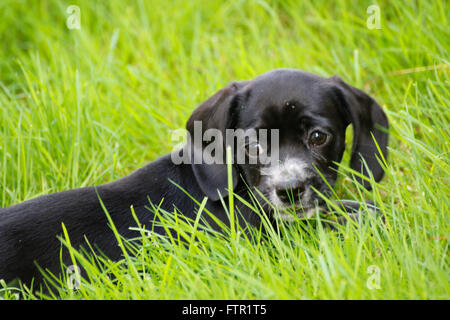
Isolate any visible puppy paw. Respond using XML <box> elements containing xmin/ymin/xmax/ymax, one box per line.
<box><xmin>322</xmin><ymin>200</ymin><xmax>384</xmax><ymax>229</ymax></box>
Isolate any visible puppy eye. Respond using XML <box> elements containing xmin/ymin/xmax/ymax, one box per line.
<box><xmin>308</xmin><ymin>130</ymin><xmax>328</xmax><ymax>147</ymax></box>
<box><xmin>245</xmin><ymin>142</ymin><xmax>263</xmax><ymax>157</ymax></box>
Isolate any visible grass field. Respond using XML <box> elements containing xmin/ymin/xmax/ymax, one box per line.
<box><xmin>0</xmin><ymin>0</ymin><xmax>448</xmax><ymax>299</ymax></box>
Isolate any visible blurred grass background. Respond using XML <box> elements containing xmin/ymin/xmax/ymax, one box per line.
<box><xmin>0</xmin><ymin>0</ymin><xmax>448</xmax><ymax>299</ymax></box>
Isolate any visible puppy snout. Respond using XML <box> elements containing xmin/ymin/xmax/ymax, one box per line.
<box><xmin>275</xmin><ymin>179</ymin><xmax>305</xmax><ymax>204</ymax></box>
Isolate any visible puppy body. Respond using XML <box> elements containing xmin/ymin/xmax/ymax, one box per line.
<box><xmin>0</xmin><ymin>69</ymin><xmax>388</xmax><ymax>287</ymax></box>
<box><xmin>0</xmin><ymin>155</ymin><xmax>180</xmax><ymax>285</ymax></box>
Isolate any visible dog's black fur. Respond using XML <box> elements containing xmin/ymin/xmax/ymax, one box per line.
<box><xmin>0</xmin><ymin>69</ymin><xmax>388</xmax><ymax>288</ymax></box>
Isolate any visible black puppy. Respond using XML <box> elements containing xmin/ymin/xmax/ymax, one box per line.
<box><xmin>0</xmin><ymin>69</ymin><xmax>388</xmax><ymax>288</ymax></box>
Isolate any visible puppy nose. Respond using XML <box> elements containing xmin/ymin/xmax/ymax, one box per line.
<box><xmin>275</xmin><ymin>180</ymin><xmax>306</xmax><ymax>204</ymax></box>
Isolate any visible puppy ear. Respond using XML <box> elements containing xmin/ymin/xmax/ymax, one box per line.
<box><xmin>331</xmin><ymin>76</ymin><xmax>389</xmax><ymax>189</ymax></box>
<box><xmin>186</xmin><ymin>81</ymin><xmax>249</xmax><ymax>201</ymax></box>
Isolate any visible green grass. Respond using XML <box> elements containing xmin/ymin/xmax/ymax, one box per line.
<box><xmin>0</xmin><ymin>0</ymin><xmax>449</xmax><ymax>299</ymax></box>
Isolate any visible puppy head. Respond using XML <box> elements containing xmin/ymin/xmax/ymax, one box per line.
<box><xmin>186</xmin><ymin>69</ymin><xmax>389</xmax><ymax>215</ymax></box>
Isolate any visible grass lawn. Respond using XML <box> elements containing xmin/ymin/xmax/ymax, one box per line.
<box><xmin>0</xmin><ymin>0</ymin><xmax>448</xmax><ymax>299</ymax></box>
